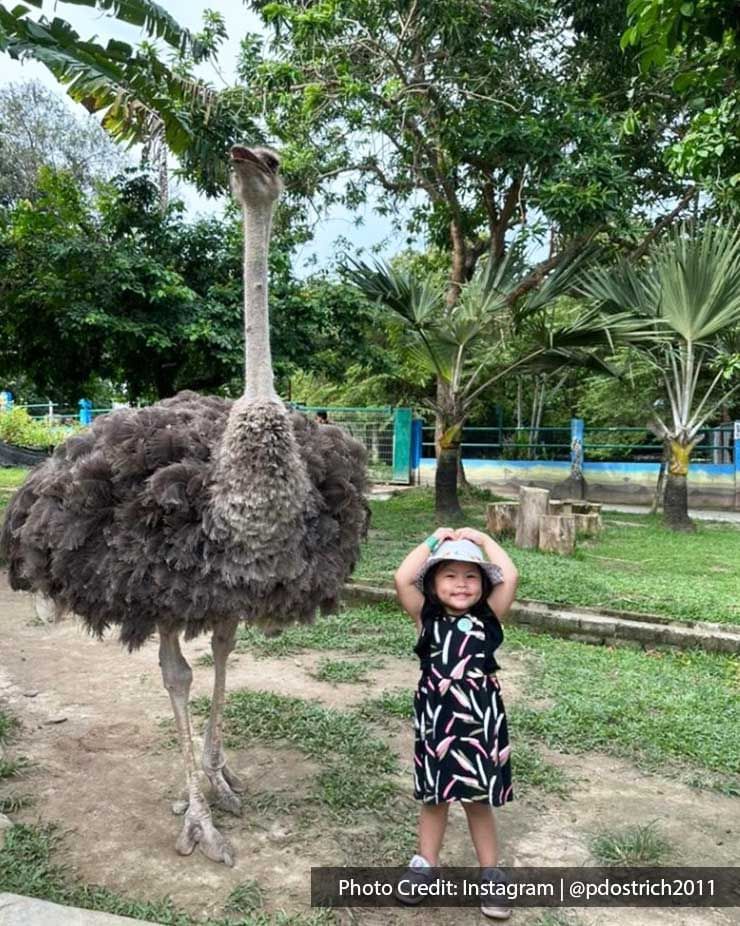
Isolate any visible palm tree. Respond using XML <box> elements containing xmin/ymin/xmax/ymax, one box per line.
<box><xmin>577</xmin><ymin>220</ymin><xmax>740</xmax><ymax>531</ymax></box>
<box><xmin>345</xmin><ymin>247</ymin><xmax>649</xmax><ymax>517</ymax></box>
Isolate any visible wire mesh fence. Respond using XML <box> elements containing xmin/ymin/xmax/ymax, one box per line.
<box><xmin>289</xmin><ymin>404</ymin><xmax>396</xmax><ymax>483</ymax></box>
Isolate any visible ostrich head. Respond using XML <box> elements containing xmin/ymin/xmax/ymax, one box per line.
<box><xmin>229</xmin><ymin>145</ymin><xmax>283</xmax><ymax>208</ymax></box>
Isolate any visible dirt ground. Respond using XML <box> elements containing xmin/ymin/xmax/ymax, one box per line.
<box><xmin>0</xmin><ymin>573</ymin><xmax>736</xmax><ymax>926</ymax></box>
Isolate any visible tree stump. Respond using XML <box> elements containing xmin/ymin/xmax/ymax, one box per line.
<box><xmin>569</xmin><ymin>500</ymin><xmax>594</xmax><ymax>514</ymax></box>
<box><xmin>516</xmin><ymin>486</ymin><xmax>550</xmax><ymax>549</ymax></box>
<box><xmin>486</xmin><ymin>502</ymin><xmax>519</xmax><ymax>537</ymax></box>
<box><xmin>538</xmin><ymin>514</ymin><xmax>576</xmax><ymax>554</ymax></box>
<box><xmin>574</xmin><ymin>512</ymin><xmax>602</xmax><ymax>536</ymax></box>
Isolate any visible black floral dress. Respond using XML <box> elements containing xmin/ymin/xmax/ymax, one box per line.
<box><xmin>412</xmin><ymin>610</ymin><xmax>513</xmax><ymax>805</ymax></box>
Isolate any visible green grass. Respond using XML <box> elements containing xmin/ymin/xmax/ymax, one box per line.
<box><xmin>310</xmin><ymin>657</ymin><xmax>384</xmax><ymax>684</ymax></box>
<box><xmin>192</xmin><ymin>689</ymin><xmax>400</xmax><ymax>821</ymax></box>
<box><xmin>0</xmin><ymin>823</ymin><xmax>338</xmax><ymax>924</ymax></box>
<box><xmin>0</xmin><ymin>467</ymin><xmax>28</xmax><ymax>490</ymax></box>
<box><xmin>505</xmin><ymin>626</ymin><xmax>740</xmax><ymax>791</ymax></box>
<box><xmin>0</xmin><ymin>755</ymin><xmax>32</xmax><ymax>782</ymax></box>
<box><xmin>0</xmin><ymin>707</ymin><xmax>20</xmax><ymax>744</ymax></box>
<box><xmin>236</xmin><ymin>601</ymin><xmax>739</xmax><ymax>792</ymax></box>
<box><xmin>356</xmin><ymin>487</ymin><xmax>740</xmax><ymax>625</ymax></box>
<box><xmin>588</xmin><ymin>820</ymin><xmax>672</xmax><ymax>865</ymax></box>
<box><xmin>236</xmin><ymin>601</ymin><xmax>415</xmax><ymax>660</ymax></box>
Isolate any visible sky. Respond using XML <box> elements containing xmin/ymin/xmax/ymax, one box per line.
<box><xmin>0</xmin><ymin>0</ymin><xmax>419</xmax><ymax>274</ymax></box>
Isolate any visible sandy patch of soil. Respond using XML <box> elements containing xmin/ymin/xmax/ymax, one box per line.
<box><xmin>0</xmin><ymin>576</ymin><xmax>735</xmax><ymax>925</ymax></box>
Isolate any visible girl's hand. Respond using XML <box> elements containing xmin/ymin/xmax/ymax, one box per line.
<box><xmin>432</xmin><ymin>526</ymin><xmax>456</xmax><ymax>543</ymax></box>
<box><xmin>454</xmin><ymin>526</ymin><xmax>488</xmax><ymax>546</ymax></box>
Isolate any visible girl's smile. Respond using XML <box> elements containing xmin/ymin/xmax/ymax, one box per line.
<box><xmin>433</xmin><ymin>561</ymin><xmax>483</xmax><ymax>615</ymax></box>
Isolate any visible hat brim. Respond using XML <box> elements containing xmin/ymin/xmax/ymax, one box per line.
<box><xmin>413</xmin><ymin>556</ymin><xmax>504</xmax><ymax>593</ymax></box>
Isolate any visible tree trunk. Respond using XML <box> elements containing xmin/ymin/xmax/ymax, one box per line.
<box><xmin>650</xmin><ymin>439</ymin><xmax>669</xmax><ymax>515</ymax></box>
<box><xmin>516</xmin><ymin>486</ymin><xmax>550</xmax><ymax>548</ymax></box>
<box><xmin>436</xmin><ymin>445</ymin><xmax>463</xmax><ymax>518</ymax></box>
<box><xmin>434</xmin><ymin>379</ymin><xmax>464</xmax><ymax>518</ymax></box>
<box><xmin>457</xmin><ymin>450</ymin><xmax>471</xmax><ymax>492</ymax></box>
<box><xmin>663</xmin><ymin>439</ymin><xmax>695</xmax><ymax>532</ymax></box>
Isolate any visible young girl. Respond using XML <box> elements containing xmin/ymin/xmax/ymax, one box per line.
<box><xmin>394</xmin><ymin>525</ymin><xmax>519</xmax><ymax>920</ymax></box>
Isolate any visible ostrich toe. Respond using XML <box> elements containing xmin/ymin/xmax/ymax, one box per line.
<box><xmin>203</xmin><ymin>762</ymin><xmax>244</xmax><ymax>816</ymax></box>
<box><xmin>176</xmin><ymin>799</ymin><xmax>235</xmax><ymax>867</ymax></box>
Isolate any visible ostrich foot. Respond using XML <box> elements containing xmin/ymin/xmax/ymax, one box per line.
<box><xmin>176</xmin><ymin>800</ymin><xmax>235</xmax><ymax>867</ymax></box>
<box><xmin>203</xmin><ymin>761</ymin><xmax>245</xmax><ymax>815</ymax></box>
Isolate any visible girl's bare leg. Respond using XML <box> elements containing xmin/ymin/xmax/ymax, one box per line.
<box><xmin>462</xmin><ymin>802</ymin><xmax>500</xmax><ymax>867</ymax></box>
<box><xmin>418</xmin><ymin>802</ymin><xmax>450</xmax><ymax>864</ymax></box>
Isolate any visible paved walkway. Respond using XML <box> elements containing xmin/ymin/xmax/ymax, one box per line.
<box><xmin>600</xmin><ymin>502</ymin><xmax>740</xmax><ymax>524</ymax></box>
<box><xmin>0</xmin><ymin>894</ymin><xmax>153</xmax><ymax>925</ymax></box>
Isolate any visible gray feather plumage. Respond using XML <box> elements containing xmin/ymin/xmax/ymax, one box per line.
<box><xmin>0</xmin><ymin>390</ymin><xmax>370</xmax><ymax>650</ymax></box>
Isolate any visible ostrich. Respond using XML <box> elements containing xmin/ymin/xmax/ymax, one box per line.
<box><xmin>0</xmin><ymin>146</ymin><xmax>370</xmax><ymax>866</ymax></box>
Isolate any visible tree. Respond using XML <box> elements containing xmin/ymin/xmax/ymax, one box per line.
<box><xmin>621</xmin><ymin>0</ymin><xmax>740</xmax><ymax>204</ymax></box>
<box><xmin>345</xmin><ymin>245</ymin><xmax>648</xmax><ymax>516</ymax></box>
<box><xmin>0</xmin><ymin>79</ymin><xmax>129</xmax><ymax>204</ymax></box>
<box><xmin>577</xmin><ymin>220</ymin><xmax>740</xmax><ymax>531</ymax></box>
<box><xmin>236</xmin><ymin>0</ymin><xmax>705</xmax><ymax>510</ymax></box>
<box><xmin>0</xmin><ymin>164</ymin><xmax>389</xmax><ymax>401</ymax></box>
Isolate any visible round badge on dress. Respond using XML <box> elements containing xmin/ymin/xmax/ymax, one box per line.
<box><xmin>457</xmin><ymin>617</ymin><xmax>472</xmax><ymax>632</ymax></box>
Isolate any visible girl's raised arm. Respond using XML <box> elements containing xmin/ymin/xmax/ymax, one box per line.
<box><xmin>394</xmin><ymin>526</ymin><xmax>456</xmax><ymax>623</ymax></box>
<box><xmin>455</xmin><ymin>526</ymin><xmax>519</xmax><ymax>620</ymax></box>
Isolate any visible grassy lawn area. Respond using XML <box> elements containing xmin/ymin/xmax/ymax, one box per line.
<box><xmin>357</xmin><ymin>487</ymin><xmax>740</xmax><ymax>626</ymax></box>
<box><xmin>234</xmin><ymin>602</ymin><xmax>740</xmax><ymax>797</ymax></box>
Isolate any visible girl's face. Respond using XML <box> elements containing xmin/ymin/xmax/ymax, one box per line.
<box><xmin>433</xmin><ymin>561</ymin><xmax>483</xmax><ymax>615</ymax></box>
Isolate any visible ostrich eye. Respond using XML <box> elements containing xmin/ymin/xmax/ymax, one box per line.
<box><xmin>260</xmin><ymin>152</ymin><xmax>280</xmax><ymax>173</ymax></box>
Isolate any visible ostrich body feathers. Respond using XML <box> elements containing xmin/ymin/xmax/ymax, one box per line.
<box><xmin>0</xmin><ymin>391</ymin><xmax>370</xmax><ymax>650</ymax></box>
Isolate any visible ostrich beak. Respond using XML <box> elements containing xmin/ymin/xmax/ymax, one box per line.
<box><xmin>230</xmin><ymin>146</ymin><xmax>278</xmax><ymax>176</ymax></box>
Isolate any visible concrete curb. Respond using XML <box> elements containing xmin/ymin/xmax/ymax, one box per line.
<box><xmin>342</xmin><ymin>583</ymin><xmax>740</xmax><ymax>655</ymax></box>
<box><xmin>0</xmin><ymin>893</ymin><xmax>156</xmax><ymax>925</ymax></box>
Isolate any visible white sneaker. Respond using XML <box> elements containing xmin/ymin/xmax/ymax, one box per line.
<box><xmin>393</xmin><ymin>853</ymin><xmax>434</xmax><ymax>905</ymax></box>
<box><xmin>479</xmin><ymin>865</ymin><xmax>512</xmax><ymax>919</ymax></box>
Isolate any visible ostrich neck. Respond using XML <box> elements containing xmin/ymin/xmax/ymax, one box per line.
<box><xmin>243</xmin><ymin>201</ymin><xmax>276</xmax><ymax>402</ymax></box>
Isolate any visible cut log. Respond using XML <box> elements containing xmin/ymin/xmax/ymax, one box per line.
<box><xmin>574</xmin><ymin>512</ymin><xmax>602</xmax><ymax>536</ymax></box>
<box><xmin>516</xmin><ymin>486</ymin><xmax>550</xmax><ymax>549</ymax></box>
<box><xmin>486</xmin><ymin>502</ymin><xmax>519</xmax><ymax>536</ymax></box>
<box><xmin>538</xmin><ymin>514</ymin><xmax>576</xmax><ymax>554</ymax></box>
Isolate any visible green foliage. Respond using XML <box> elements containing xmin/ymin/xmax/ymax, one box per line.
<box><xmin>242</xmin><ymin>0</ymin><xmax>671</xmax><ymax>265</ymax></box>
<box><xmin>578</xmin><ymin>220</ymin><xmax>740</xmax><ymax>442</ymax></box>
<box><xmin>0</xmin><ymin>167</ymin><xmax>388</xmax><ymax>401</ymax></box>
<box><xmin>622</xmin><ymin>0</ymin><xmax>740</xmax><ymax>198</ymax></box>
<box><xmin>0</xmin><ymin>408</ymin><xmax>75</xmax><ymax>449</ymax></box>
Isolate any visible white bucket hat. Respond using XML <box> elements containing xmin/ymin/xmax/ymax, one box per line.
<box><xmin>413</xmin><ymin>538</ymin><xmax>504</xmax><ymax>593</ymax></box>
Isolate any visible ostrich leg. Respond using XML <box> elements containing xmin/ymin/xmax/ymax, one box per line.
<box><xmin>158</xmin><ymin>624</ymin><xmax>234</xmax><ymax>866</ymax></box>
<box><xmin>201</xmin><ymin>615</ymin><xmax>245</xmax><ymax>814</ymax></box>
